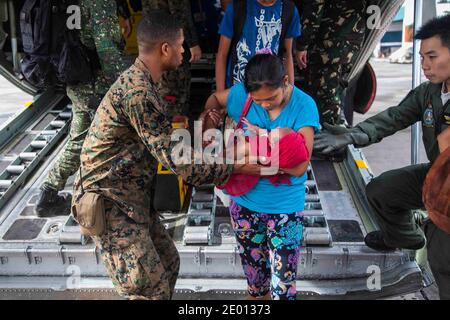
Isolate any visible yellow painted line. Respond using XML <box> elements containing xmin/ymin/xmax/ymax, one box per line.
<box><xmin>158</xmin><ymin>170</ymin><xmax>173</xmax><ymax>175</ymax></box>
<box><xmin>355</xmin><ymin>160</ymin><xmax>368</xmax><ymax>169</ymax></box>
<box><xmin>24</xmin><ymin>101</ymin><xmax>33</xmax><ymax>108</ymax></box>
<box><xmin>172</xmin><ymin>123</ymin><xmax>186</xmax><ymax>129</ymax></box>
<box><xmin>157</xmin><ymin>163</ymin><xmax>173</xmax><ymax>175</ymax></box>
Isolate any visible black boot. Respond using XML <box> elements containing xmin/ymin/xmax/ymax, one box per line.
<box><xmin>365</xmin><ymin>230</ymin><xmax>426</xmax><ymax>251</ymax></box>
<box><xmin>364</xmin><ymin>231</ymin><xmax>397</xmax><ymax>252</ymax></box>
<box><xmin>34</xmin><ymin>185</ymin><xmax>72</xmax><ymax>217</ymax></box>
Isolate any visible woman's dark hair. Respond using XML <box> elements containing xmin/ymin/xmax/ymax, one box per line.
<box><xmin>244</xmin><ymin>54</ymin><xmax>287</xmax><ymax>93</ymax></box>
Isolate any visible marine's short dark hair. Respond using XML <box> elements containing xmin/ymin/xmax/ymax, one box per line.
<box><xmin>415</xmin><ymin>14</ymin><xmax>450</xmax><ymax>50</ymax></box>
<box><xmin>137</xmin><ymin>10</ymin><xmax>183</xmax><ymax>53</ymax></box>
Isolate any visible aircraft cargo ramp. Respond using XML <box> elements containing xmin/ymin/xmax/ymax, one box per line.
<box><xmin>0</xmin><ymin>92</ymin><xmax>427</xmax><ymax>299</ymax></box>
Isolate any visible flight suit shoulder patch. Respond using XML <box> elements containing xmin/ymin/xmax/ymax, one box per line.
<box><xmin>423</xmin><ymin>105</ymin><xmax>435</xmax><ymax>128</ymax></box>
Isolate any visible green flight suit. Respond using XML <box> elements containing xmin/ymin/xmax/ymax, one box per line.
<box><xmin>356</xmin><ymin>81</ymin><xmax>450</xmax><ymax>299</ymax></box>
<box><xmin>424</xmin><ymin>219</ymin><xmax>450</xmax><ymax>300</ymax></box>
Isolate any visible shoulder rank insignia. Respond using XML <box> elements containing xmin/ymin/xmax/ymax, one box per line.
<box><xmin>443</xmin><ymin>114</ymin><xmax>450</xmax><ymax>125</ymax></box>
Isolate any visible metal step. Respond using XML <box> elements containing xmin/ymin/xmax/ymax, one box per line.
<box><xmin>0</xmin><ymin>102</ymin><xmax>72</xmax><ymax>211</ymax></box>
<box><xmin>183</xmin><ymin>186</ymin><xmax>217</xmax><ymax>245</ymax></box>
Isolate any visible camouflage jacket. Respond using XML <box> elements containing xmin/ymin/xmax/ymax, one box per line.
<box><xmin>73</xmin><ymin>58</ymin><xmax>232</xmax><ymax>223</ymax></box>
<box><xmin>141</xmin><ymin>0</ymin><xmax>199</xmax><ymax>48</ymax></box>
<box><xmin>294</xmin><ymin>0</ymin><xmax>367</xmax><ymax>51</ymax></box>
<box><xmin>79</xmin><ymin>0</ymin><xmax>128</xmax><ymax>95</ymax></box>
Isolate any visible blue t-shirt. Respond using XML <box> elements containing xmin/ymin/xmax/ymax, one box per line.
<box><xmin>226</xmin><ymin>83</ymin><xmax>320</xmax><ymax>214</ymax></box>
<box><xmin>219</xmin><ymin>0</ymin><xmax>301</xmax><ymax>88</ymax></box>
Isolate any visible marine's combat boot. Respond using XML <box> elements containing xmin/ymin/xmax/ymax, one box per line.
<box><xmin>34</xmin><ymin>185</ymin><xmax>72</xmax><ymax>217</ymax></box>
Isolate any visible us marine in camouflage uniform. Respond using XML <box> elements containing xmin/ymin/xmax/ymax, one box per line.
<box><xmin>72</xmin><ymin>12</ymin><xmax>253</xmax><ymax>300</ymax></box>
<box><xmin>294</xmin><ymin>0</ymin><xmax>368</xmax><ymax>124</ymax></box>
<box><xmin>142</xmin><ymin>0</ymin><xmax>201</xmax><ymax>119</ymax></box>
<box><xmin>35</xmin><ymin>0</ymin><xmax>129</xmax><ymax>216</ymax></box>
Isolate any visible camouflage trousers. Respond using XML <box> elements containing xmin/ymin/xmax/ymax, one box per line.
<box><xmin>302</xmin><ymin>39</ymin><xmax>363</xmax><ymax>125</ymax></box>
<box><xmin>92</xmin><ymin>201</ymin><xmax>180</xmax><ymax>300</ymax></box>
<box><xmin>158</xmin><ymin>61</ymin><xmax>191</xmax><ymax>120</ymax></box>
<box><xmin>44</xmin><ymin>83</ymin><xmax>102</xmax><ymax>191</ymax></box>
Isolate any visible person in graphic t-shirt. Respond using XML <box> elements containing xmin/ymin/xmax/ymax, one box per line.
<box><xmin>215</xmin><ymin>0</ymin><xmax>301</xmax><ymax>91</ymax></box>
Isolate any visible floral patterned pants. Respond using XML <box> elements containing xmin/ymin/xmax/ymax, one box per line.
<box><xmin>229</xmin><ymin>200</ymin><xmax>304</xmax><ymax>300</ymax></box>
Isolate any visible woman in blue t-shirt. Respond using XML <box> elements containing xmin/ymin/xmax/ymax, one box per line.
<box><xmin>202</xmin><ymin>54</ymin><xmax>320</xmax><ymax>300</ymax></box>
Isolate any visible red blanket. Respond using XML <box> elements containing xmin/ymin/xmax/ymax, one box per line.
<box><xmin>218</xmin><ymin>131</ymin><xmax>309</xmax><ymax>196</ymax></box>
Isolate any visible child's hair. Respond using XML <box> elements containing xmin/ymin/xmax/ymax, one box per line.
<box><xmin>244</xmin><ymin>54</ymin><xmax>286</xmax><ymax>93</ymax></box>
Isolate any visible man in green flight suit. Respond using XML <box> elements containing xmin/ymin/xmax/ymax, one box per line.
<box><xmin>314</xmin><ymin>15</ymin><xmax>450</xmax><ymax>298</ymax></box>
<box><xmin>34</xmin><ymin>0</ymin><xmax>129</xmax><ymax>217</ymax></box>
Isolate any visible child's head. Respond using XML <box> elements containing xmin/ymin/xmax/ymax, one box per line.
<box><xmin>270</xmin><ymin>131</ymin><xmax>308</xmax><ymax>169</ymax></box>
<box><xmin>269</xmin><ymin>128</ymin><xmax>295</xmax><ymax>146</ymax></box>
<box><xmin>244</xmin><ymin>54</ymin><xmax>289</xmax><ymax>112</ymax></box>
<box><xmin>257</xmin><ymin>0</ymin><xmax>278</xmax><ymax>6</ymax></box>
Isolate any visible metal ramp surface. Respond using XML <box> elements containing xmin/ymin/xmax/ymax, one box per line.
<box><xmin>0</xmin><ymin>93</ymin><xmax>425</xmax><ymax>299</ymax></box>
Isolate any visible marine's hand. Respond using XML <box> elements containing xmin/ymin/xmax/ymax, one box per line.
<box><xmin>199</xmin><ymin>109</ymin><xmax>222</xmax><ymax>130</ymax></box>
<box><xmin>199</xmin><ymin>109</ymin><xmax>223</xmax><ymax>148</ymax></box>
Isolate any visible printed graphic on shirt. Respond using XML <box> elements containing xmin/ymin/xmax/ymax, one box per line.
<box><xmin>233</xmin><ymin>9</ymin><xmax>282</xmax><ymax>84</ymax></box>
<box><xmin>254</xmin><ymin>11</ymin><xmax>282</xmax><ymax>52</ymax></box>
<box><xmin>234</xmin><ymin>39</ymin><xmax>252</xmax><ymax>84</ymax></box>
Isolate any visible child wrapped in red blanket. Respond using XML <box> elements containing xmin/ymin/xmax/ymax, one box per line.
<box><xmin>217</xmin><ymin>119</ymin><xmax>310</xmax><ymax>196</ymax></box>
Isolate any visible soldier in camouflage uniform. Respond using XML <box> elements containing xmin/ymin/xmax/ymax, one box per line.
<box><xmin>141</xmin><ymin>0</ymin><xmax>202</xmax><ymax>119</ymax></box>
<box><xmin>72</xmin><ymin>12</ymin><xmax>255</xmax><ymax>300</ymax></box>
<box><xmin>34</xmin><ymin>0</ymin><xmax>129</xmax><ymax>217</ymax></box>
<box><xmin>294</xmin><ymin>0</ymin><xmax>368</xmax><ymax>124</ymax></box>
